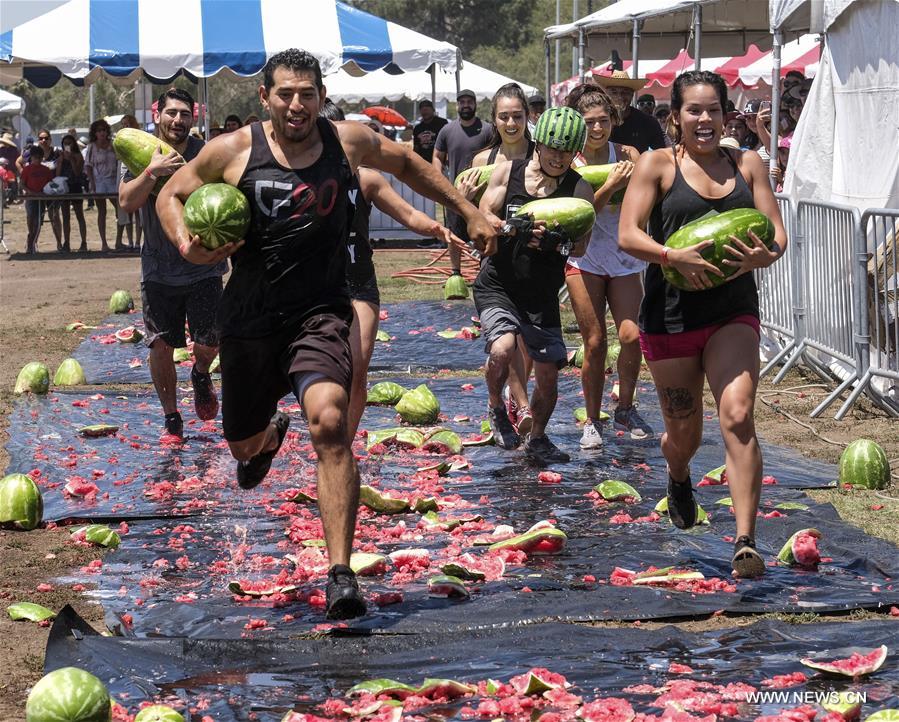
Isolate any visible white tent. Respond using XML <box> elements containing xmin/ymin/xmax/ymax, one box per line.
<box><xmin>781</xmin><ymin>0</ymin><xmax>899</xmax><ymax>211</ymax></box>
<box><xmin>0</xmin><ymin>88</ymin><xmax>24</xmax><ymax>114</ymax></box>
<box><xmin>324</xmin><ymin>62</ymin><xmax>536</xmax><ymax>104</ymax></box>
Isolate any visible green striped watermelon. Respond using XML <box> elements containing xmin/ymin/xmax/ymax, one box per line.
<box><xmin>454</xmin><ymin>163</ymin><xmax>496</xmax><ymax>204</ymax></box>
<box><xmin>25</xmin><ymin>667</ymin><xmax>111</xmax><ymax>722</ymax></box>
<box><xmin>133</xmin><ymin>705</ymin><xmax>185</xmax><ymax>722</ymax></box>
<box><xmin>14</xmin><ymin>362</ymin><xmax>50</xmax><ymax>395</ymax></box>
<box><xmin>514</xmin><ymin>197</ymin><xmax>596</xmax><ymax>241</ymax></box>
<box><xmin>839</xmin><ymin>439</ymin><xmax>890</xmax><ymax>490</ymax></box>
<box><xmin>53</xmin><ymin>359</ymin><xmax>86</xmax><ymax>387</ymax></box>
<box><xmin>0</xmin><ymin>473</ymin><xmax>43</xmax><ymax>530</ymax></box>
<box><xmin>108</xmin><ymin>290</ymin><xmax>133</xmax><ymax>314</ymax></box>
<box><xmin>574</xmin><ymin>164</ymin><xmax>626</xmax><ymax>204</ymax></box>
<box><xmin>112</xmin><ymin>128</ymin><xmax>181</xmax><ymax>195</ymax></box>
<box><xmin>662</xmin><ymin>208</ymin><xmax>775</xmax><ymax>291</ymax></box>
<box><xmin>183</xmin><ymin>183</ymin><xmax>250</xmax><ymax>250</ymax></box>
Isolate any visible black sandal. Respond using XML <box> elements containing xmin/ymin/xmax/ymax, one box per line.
<box><xmin>732</xmin><ymin>535</ymin><xmax>766</xmax><ymax>578</ymax></box>
<box><xmin>667</xmin><ymin>472</ymin><xmax>697</xmax><ymax>529</ymax></box>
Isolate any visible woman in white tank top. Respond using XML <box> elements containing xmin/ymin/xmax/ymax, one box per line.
<box><xmin>564</xmin><ymin>84</ymin><xmax>652</xmax><ymax>449</ymax></box>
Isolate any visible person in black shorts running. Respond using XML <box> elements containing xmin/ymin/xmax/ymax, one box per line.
<box><xmin>119</xmin><ymin>88</ymin><xmax>225</xmax><ymax>439</ymax></box>
<box><xmin>320</xmin><ymin>100</ymin><xmax>460</xmax><ymax>439</ymax></box>
<box><xmin>619</xmin><ymin>71</ymin><xmax>787</xmax><ymax>578</ymax></box>
<box><xmin>473</xmin><ymin>106</ymin><xmax>594</xmax><ymax>465</ymax></box>
<box><xmin>158</xmin><ymin>50</ymin><xmax>494</xmax><ymax>619</ymax></box>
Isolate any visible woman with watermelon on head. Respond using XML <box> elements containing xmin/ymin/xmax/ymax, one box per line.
<box><xmin>319</xmin><ymin>99</ymin><xmax>461</xmax><ymax>440</ymax></box>
<box><xmin>563</xmin><ymin>83</ymin><xmax>650</xmax><ymax>450</ymax></box>
<box><xmin>457</xmin><ymin>83</ymin><xmax>537</xmax><ymax>437</ymax></box>
<box><xmin>618</xmin><ymin>70</ymin><xmax>787</xmax><ymax>578</ymax></box>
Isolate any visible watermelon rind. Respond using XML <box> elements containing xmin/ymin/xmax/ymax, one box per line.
<box><xmin>514</xmin><ymin>197</ymin><xmax>596</xmax><ymax>240</ymax></box>
<box><xmin>349</xmin><ymin>552</ymin><xmax>388</xmax><ymax>576</ymax></box>
<box><xmin>74</xmin><ymin>524</ymin><xmax>121</xmax><ymax>549</ymax></box>
<box><xmin>114</xmin><ymin>327</ymin><xmax>144</xmax><ymax>344</ymax></box>
<box><xmin>662</xmin><ymin>208</ymin><xmax>775</xmax><ymax>291</ymax></box>
<box><xmin>595</xmin><ymin>480</ymin><xmax>642</xmax><ymax>503</ymax></box>
<box><xmin>839</xmin><ymin>439</ymin><xmax>890</xmax><ymax>491</ymax></box>
<box><xmin>864</xmin><ymin>711</ymin><xmax>899</xmax><ymax>722</ymax></box>
<box><xmin>366</xmin><ymin>382</ymin><xmax>407</xmax><ymax>406</ymax></box>
<box><xmin>0</xmin><ymin>473</ymin><xmax>43</xmax><ymax>530</ymax></box>
<box><xmin>53</xmin><ymin>359</ymin><xmax>86</xmax><ymax>387</ymax></box>
<box><xmin>347</xmin><ymin>678</ymin><xmax>417</xmax><ymax>698</ymax></box>
<box><xmin>654</xmin><ymin>497</ymin><xmax>709</xmax><ymax>524</ymax></box>
<box><xmin>375</xmin><ymin>329</ymin><xmax>391</xmax><ymax>342</ymax></box>
<box><xmin>78</xmin><ymin>424</ymin><xmax>119</xmax><ymax>438</ymax></box>
<box><xmin>488</xmin><ymin>526</ymin><xmax>567</xmax><ymax>554</ymax></box>
<box><xmin>444</xmin><ymin>274</ymin><xmax>469</xmax><ymax>300</ymax></box>
<box><xmin>108</xmin><ymin>289</ymin><xmax>134</xmax><ymax>314</ymax></box>
<box><xmin>8</xmin><ymin>601</ymin><xmax>56</xmax><ymax>622</ymax></box>
<box><xmin>417</xmin><ymin>678</ymin><xmax>477</xmax><ymax>698</ymax></box>
<box><xmin>25</xmin><ymin>666</ymin><xmax>111</xmax><ymax>722</ymax></box>
<box><xmin>184</xmin><ymin>183</ymin><xmax>251</xmax><ymax>250</ymax></box>
<box><xmin>800</xmin><ymin>645</ymin><xmax>888</xmax><ymax>677</ymax></box>
<box><xmin>776</xmin><ymin>528</ymin><xmax>822</xmax><ymax>567</ymax></box>
<box><xmin>359</xmin><ymin>485</ymin><xmax>410</xmax><ymax>514</ymax></box>
<box><xmin>133</xmin><ymin>705</ymin><xmax>185</xmax><ymax>722</ymax></box>
<box><xmin>14</xmin><ymin>362</ymin><xmax>50</xmax><ymax>395</ymax></box>
<box><xmin>172</xmin><ymin>347</ymin><xmax>191</xmax><ymax>363</ymax></box>
<box><xmin>395</xmin><ymin>384</ymin><xmax>440</xmax><ymax>425</ymax></box>
<box><xmin>427</xmin><ymin>574</ymin><xmax>470</xmax><ymax>598</ymax></box>
<box><xmin>574</xmin><ymin>407</ymin><xmax>609</xmax><ymax>424</ymax></box>
<box><xmin>822</xmin><ymin>691</ymin><xmax>863</xmax><ymax>720</ymax></box>
<box><xmin>421</xmin><ymin>429</ymin><xmax>462</xmax><ymax>455</ymax></box>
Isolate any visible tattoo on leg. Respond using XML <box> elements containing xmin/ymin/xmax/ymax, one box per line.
<box><xmin>662</xmin><ymin>387</ymin><xmax>696</xmax><ymax>419</ymax></box>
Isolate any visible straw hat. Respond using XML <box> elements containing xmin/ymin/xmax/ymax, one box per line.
<box><xmin>0</xmin><ymin>132</ymin><xmax>16</xmax><ymax>148</ymax></box>
<box><xmin>592</xmin><ymin>69</ymin><xmax>647</xmax><ymax>91</ymax></box>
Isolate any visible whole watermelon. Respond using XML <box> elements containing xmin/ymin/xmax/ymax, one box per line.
<box><xmin>184</xmin><ymin>183</ymin><xmax>251</xmax><ymax>250</ymax></box>
<box><xmin>54</xmin><ymin>358</ymin><xmax>86</xmax><ymax>386</ymax></box>
<box><xmin>14</xmin><ymin>362</ymin><xmax>50</xmax><ymax>395</ymax></box>
<box><xmin>113</xmin><ymin>127</ymin><xmax>181</xmax><ymax>195</ymax></box>
<box><xmin>25</xmin><ymin>666</ymin><xmax>111</xmax><ymax>722</ymax></box>
<box><xmin>839</xmin><ymin>439</ymin><xmax>890</xmax><ymax>490</ymax></box>
<box><xmin>134</xmin><ymin>706</ymin><xmax>185</xmax><ymax>722</ymax></box>
<box><xmin>454</xmin><ymin>163</ymin><xmax>496</xmax><ymax>204</ymax></box>
<box><xmin>514</xmin><ymin>197</ymin><xmax>596</xmax><ymax>241</ymax></box>
<box><xmin>108</xmin><ymin>289</ymin><xmax>134</xmax><ymax>314</ymax></box>
<box><xmin>662</xmin><ymin>208</ymin><xmax>775</xmax><ymax>291</ymax></box>
<box><xmin>0</xmin><ymin>472</ymin><xmax>43</xmax><ymax>530</ymax></box>
<box><xmin>444</xmin><ymin>274</ymin><xmax>469</xmax><ymax>300</ymax></box>
<box><xmin>574</xmin><ymin>163</ymin><xmax>626</xmax><ymax>204</ymax></box>
<box><xmin>395</xmin><ymin>384</ymin><xmax>440</xmax><ymax>425</ymax></box>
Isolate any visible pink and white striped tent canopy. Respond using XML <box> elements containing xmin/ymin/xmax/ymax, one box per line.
<box><xmin>551</xmin><ymin>34</ymin><xmax>820</xmax><ymax>105</ymax></box>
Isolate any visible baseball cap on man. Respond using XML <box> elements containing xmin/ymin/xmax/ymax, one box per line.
<box><xmin>742</xmin><ymin>98</ymin><xmax>763</xmax><ymax>115</ymax></box>
<box><xmin>456</xmin><ymin>88</ymin><xmax>476</xmax><ymax>101</ymax></box>
<box><xmin>528</xmin><ymin>93</ymin><xmax>546</xmax><ymax>106</ymax></box>
<box><xmin>419</xmin><ymin>99</ymin><xmax>434</xmax><ymax>108</ymax></box>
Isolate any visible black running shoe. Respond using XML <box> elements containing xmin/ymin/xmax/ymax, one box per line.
<box><xmin>191</xmin><ymin>367</ymin><xmax>219</xmax><ymax>421</ymax></box>
<box><xmin>237</xmin><ymin>412</ymin><xmax>290</xmax><ymax>490</ymax></box>
<box><xmin>488</xmin><ymin>406</ymin><xmax>520</xmax><ymax>450</ymax></box>
<box><xmin>164</xmin><ymin>412</ymin><xmax>183</xmax><ymax>438</ymax></box>
<box><xmin>667</xmin><ymin>473</ymin><xmax>698</xmax><ymax>529</ymax></box>
<box><xmin>732</xmin><ymin>535</ymin><xmax>766</xmax><ymax>578</ymax></box>
<box><xmin>325</xmin><ymin>564</ymin><xmax>367</xmax><ymax>620</ymax></box>
<box><xmin>524</xmin><ymin>434</ymin><xmax>571</xmax><ymax>465</ymax></box>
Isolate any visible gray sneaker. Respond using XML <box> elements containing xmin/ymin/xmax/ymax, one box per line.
<box><xmin>524</xmin><ymin>434</ymin><xmax>570</xmax><ymax>465</ymax></box>
<box><xmin>579</xmin><ymin>421</ymin><xmax>603</xmax><ymax>449</ymax></box>
<box><xmin>613</xmin><ymin>406</ymin><xmax>653</xmax><ymax>440</ymax></box>
<box><xmin>488</xmin><ymin>406</ymin><xmax>521</xmax><ymax>449</ymax></box>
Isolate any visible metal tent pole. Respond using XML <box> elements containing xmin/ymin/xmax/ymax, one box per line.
<box><xmin>89</xmin><ymin>85</ymin><xmax>95</xmax><ymax>123</ymax></box>
<box><xmin>554</xmin><ymin>0</ymin><xmax>560</xmax><ymax>85</ymax></box>
<box><xmin>768</xmin><ymin>30</ymin><xmax>783</xmax><ymax>188</ymax></box>
<box><xmin>631</xmin><ymin>19</ymin><xmax>642</xmax><ymax>79</ymax></box>
<box><xmin>571</xmin><ymin>0</ymin><xmax>579</xmax><ymax>78</ymax></box>
<box><xmin>545</xmin><ymin>41</ymin><xmax>552</xmax><ymax>104</ymax></box>
<box><xmin>430</xmin><ymin>64</ymin><xmax>436</xmax><ymax>105</ymax></box>
<box><xmin>693</xmin><ymin>3</ymin><xmax>702</xmax><ymax>70</ymax></box>
<box><xmin>578</xmin><ymin>27</ymin><xmax>586</xmax><ymax>82</ymax></box>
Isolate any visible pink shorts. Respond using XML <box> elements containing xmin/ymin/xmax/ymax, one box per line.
<box><xmin>639</xmin><ymin>314</ymin><xmax>760</xmax><ymax>362</ymax></box>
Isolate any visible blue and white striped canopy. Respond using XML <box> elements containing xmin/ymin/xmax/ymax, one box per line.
<box><xmin>0</xmin><ymin>0</ymin><xmax>460</xmax><ymax>86</ymax></box>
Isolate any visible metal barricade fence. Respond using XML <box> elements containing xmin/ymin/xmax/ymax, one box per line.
<box><xmin>369</xmin><ymin>173</ymin><xmax>436</xmax><ymax>241</ymax></box>
<box><xmin>757</xmin><ymin>194</ymin><xmax>799</xmax><ymax>377</ymax></box>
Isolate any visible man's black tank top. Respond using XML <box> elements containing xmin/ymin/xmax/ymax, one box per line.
<box><xmin>220</xmin><ymin>119</ymin><xmax>353</xmax><ymax>338</ymax></box>
<box><xmin>640</xmin><ymin>147</ymin><xmax>759</xmax><ymax>334</ymax></box>
<box><xmin>345</xmin><ymin>172</ymin><xmax>375</xmax><ymax>288</ymax></box>
<box><xmin>473</xmin><ymin>159</ymin><xmax>581</xmax><ymax>328</ymax></box>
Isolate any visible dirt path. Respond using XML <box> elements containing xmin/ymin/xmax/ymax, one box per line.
<box><xmin>0</xmin><ymin>205</ymin><xmax>896</xmax><ymax>716</ymax></box>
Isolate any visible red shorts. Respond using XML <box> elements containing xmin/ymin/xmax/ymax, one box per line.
<box><xmin>565</xmin><ymin>264</ymin><xmax>612</xmax><ymax>281</ymax></box>
<box><xmin>639</xmin><ymin>314</ymin><xmax>760</xmax><ymax>362</ymax></box>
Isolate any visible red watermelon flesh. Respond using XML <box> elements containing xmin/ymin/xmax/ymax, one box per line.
<box><xmin>801</xmin><ymin>646</ymin><xmax>888</xmax><ymax>676</ymax></box>
<box><xmin>792</xmin><ymin>532</ymin><xmax>821</xmax><ymax>567</ymax></box>
<box><xmin>577</xmin><ymin>698</ymin><xmax>636</xmax><ymax>722</ymax></box>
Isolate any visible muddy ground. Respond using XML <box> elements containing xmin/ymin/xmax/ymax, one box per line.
<box><xmin>0</xmin><ymin>205</ymin><xmax>896</xmax><ymax>717</ymax></box>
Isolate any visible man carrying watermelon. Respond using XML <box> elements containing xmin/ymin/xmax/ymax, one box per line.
<box><xmin>618</xmin><ymin>71</ymin><xmax>787</xmax><ymax>578</ymax></box>
<box><xmin>119</xmin><ymin>88</ymin><xmax>226</xmax><ymax>440</ymax></box>
<box><xmin>157</xmin><ymin>49</ymin><xmax>493</xmax><ymax>619</ymax></box>
<box><xmin>473</xmin><ymin>106</ymin><xmax>595</xmax><ymax>465</ymax></box>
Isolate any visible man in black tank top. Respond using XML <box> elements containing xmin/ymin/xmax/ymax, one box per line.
<box><xmin>473</xmin><ymin>107</ymin><xmax>595</xmax><ymax>466</ymax></box>
<box><xmin>157</xmin><ymin>49</ymin><xmax>494</xmax><ymax>620</ymax></box>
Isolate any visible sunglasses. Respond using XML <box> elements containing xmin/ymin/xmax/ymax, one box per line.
<box><xmin>637</xmin><ymin>101</ymin><xmax>655</xmax><ymax>108</ymax></box>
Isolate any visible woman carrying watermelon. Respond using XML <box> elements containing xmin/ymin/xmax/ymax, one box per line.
<box><xmin>619</xmin><ymin>71</ymin><xmax>787</xmax><ymax>578</ymax></box>
<box><xmin>563</xmin><ymin>83</ymin><xmax>650</xmax><ymax>450</ymax></box>
<box><xmin>457</xmin><ymin>83</ymin><xmax>537</xmax><ymax>437</ymax></box>
<box><xmin>320</xmin><ymin>100</ymin><xmax>460</xmax><ymax>439</ymax></box>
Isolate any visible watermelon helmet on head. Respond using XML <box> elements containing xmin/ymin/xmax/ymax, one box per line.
<box><xmin>533</xmin><ymin>106</ymin><xmax>587</xmax><ymax>153</ymax></box>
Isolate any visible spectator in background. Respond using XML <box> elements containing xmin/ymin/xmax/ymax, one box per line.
<box><xmin>594</xmin><ymin>70</ymin><xmax>666</xmax><ymax>153</ymax></box>
<box><xmin>412</xmin><ymin>99</ymin><xmax>448</xmax><ymax>164</ymax></box>
<box><xmin>433</xmin><ymin>88</ymin><xmax>493</xmax><ymax>290</ymax></box>
<box><xmin>783</xmin><ymin>70</ymin><xmax>805</xmax><ymax>94</ymax></box>
<box><xmin>654</xmin><ymin>104</ymin><xmax>671</xmax><ymax>131</ymax></box>
<box><xmin>20</xmin><ymin>145</ymin><xmax>55</xmax><ymax>254</ymax></box>
<box><xmin>84</xmin><ymin>118</ymin><xmax>119</xmax><ymax>252</ymax></box>
<box><xmin>741</xmin><ymin>99</ymin><xmax>769</xmax><ymax>162</ymax></box>
<box><xmin>224</xmin><ymin>114</ymin><xmax>243</xmax><ymax>133</ymax></box>
<box><xmin>0</xmin><ymin>133</ymin><xmax>20</xmax><ymax>202</ymax></box>
<box><xmin>114</xmin><ymin>114</ymin><xmax>142</xmax><ymax>251</ymax></box>
<box><xmin>33</xmin><ymin>129</ymin><xmax>63</xmax><ymax>250</ymax></box>
<box><xmin>55</xmin><ymin>133</ymin><xmax>87</xmax><ymax>252</ymax></box>
<box><xmin>526</xmin><ymin>92</ymin><xmax>546</xmax><ymax>134</ymax></box>
<box><xmin>243</xmin><ymin>113</ymin><xmax>260</xmax><ymax>126</ymax></box>
<box><xmin>0</xmin><ymin>158</ymin><xmax>16</xmax><ymax>205</ymax></box>
<box><xmin>636</xmin><ymin>93</ymin><xmax>656</xmax><ymax>115</ymax></box>
<box><xmin>724</xmin><ymin>113</ymin><xmax>753</xmax><ymax>150</ymax></box>
<box><xmin>772</xmin><ymin>133</ymin><xmax>792</xmax><ymax>191</ymax></box>
<box><xmin>209</xmin><ymin>126</ymin><xmax>224</xmax><ymax>138</ymax></box>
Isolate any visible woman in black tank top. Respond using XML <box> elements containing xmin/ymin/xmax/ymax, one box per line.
<box><xmin>619</xmin><ymin>72</ymin><xmax>788</xmax><ymax>579</ymax></box>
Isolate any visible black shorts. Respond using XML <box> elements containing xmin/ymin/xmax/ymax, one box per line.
<box><xmin>348</xmin><ymin>273</ymin><xmax>380</xmax><ymax>305</ymax></box>
<box><xmin>141</xmin><ymin>277</ymin><xmax>223</xmax><ymax>349</ymax></box>
<box><xmin>220</xmin><ymin>311</ymin><xmax>353</xmax><ymax>441</ymax></box>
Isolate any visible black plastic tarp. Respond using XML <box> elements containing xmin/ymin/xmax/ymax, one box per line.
<box><xmin>46</xmin><ymin>605</ymin><xmax>899</xmax><ymax>722</ymax></box>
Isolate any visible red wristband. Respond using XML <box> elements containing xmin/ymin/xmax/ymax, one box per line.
<box><xmin>144</xmin><ymin>168</ymin><xmax>157</xmax><ymax>180</ymax></box>
<box><xmin>660</xmin><ymin>247</ymin><xmax>670</xmax><ymax>267</ymax></box>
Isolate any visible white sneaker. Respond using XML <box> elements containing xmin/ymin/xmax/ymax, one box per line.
<box><xmin>579</xmin><ymin>421</ymin><xmax>603</xmax><ymax>449</ymax></box>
